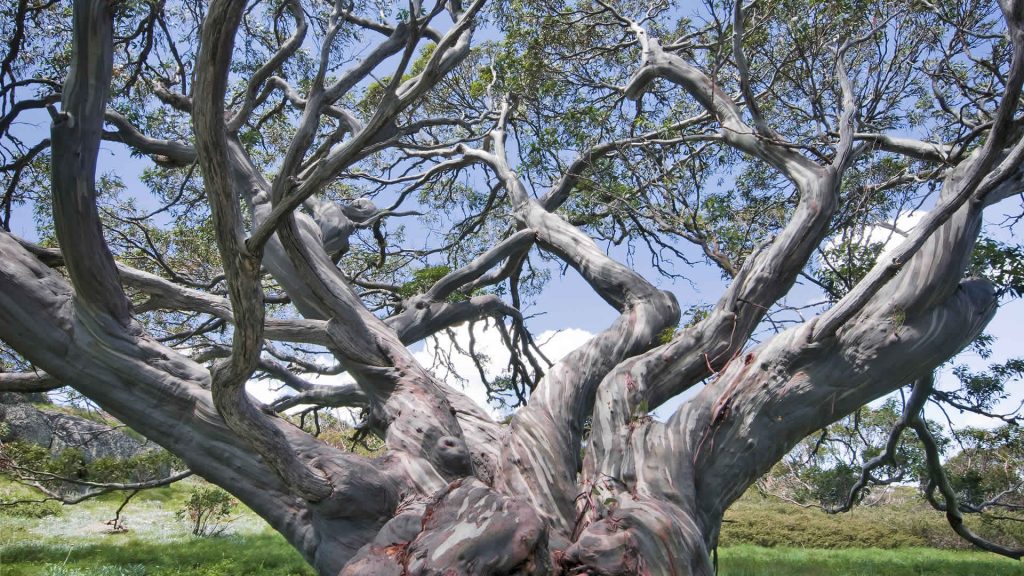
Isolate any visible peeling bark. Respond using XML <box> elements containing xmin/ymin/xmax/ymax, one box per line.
<box><xmin>2</xmin><ymin>1</ymin><xmax>1023</xmax><ymax>574</ymax></box>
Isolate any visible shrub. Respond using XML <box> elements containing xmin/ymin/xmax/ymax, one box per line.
<box><xmin>89</xmin><ymin>451</ymin><xmax>182</xmax><ymax>483</ymax></box>
<box><xmin>176</xmin><ymin>485</ymin><xmax>237</xmax><ymax>537</ymax></box>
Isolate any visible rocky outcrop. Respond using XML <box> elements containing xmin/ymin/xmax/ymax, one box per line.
<box><xmin>0</xmin><ymin>395</ymin><xmax>155</xmax><ymax>462</ymax></box>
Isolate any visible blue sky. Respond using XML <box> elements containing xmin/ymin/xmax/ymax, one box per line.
<box><xmin>4</xmin><ymin>6</ymin><xmax>1021</xmax><ymax>435</ymax></box>
<box><xmin>8</xmin><ymin>109</ymin><xmax>1023</xmax><ymax>431</ymax></box>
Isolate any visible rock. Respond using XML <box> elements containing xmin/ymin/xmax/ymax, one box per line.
<box><xmin>0</xmin><ymin>401</ymin><xmax>52</xmax><ymax>445</ymax></box>
<box><xmin>1</xmin><ymin>397</ymin><xmax>172</xmax><ymax>495</ymax></box>
<box><xmin>44</xmin><ymin>411</ymin><xmax>152</xmax><ymax>462</ymax></box>
<box><xmin>1</xmin><ymin>398</ymin><xmax>157</xmax><ymax>462</ymax></box>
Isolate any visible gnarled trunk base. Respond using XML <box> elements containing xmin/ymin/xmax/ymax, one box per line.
<box><xmin>334</xmin><ymin>478</ymin><xmax>715</xmax><ymax>576</ymax></box>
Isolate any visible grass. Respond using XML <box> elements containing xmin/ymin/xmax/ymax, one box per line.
<box><xmin>718</xmin><ymin>546</ymin><xmax>1024</xmax><ymax>575</ymax></box>
<box><xmin>721</xmin><ymin>487</ymin><xmax>1024</xmax><ymax>551</ymax></box>
<box><xmin>1</xmin><ymin>534</ymin><xmax>315</xmax><ymax>576</ymax></box>
<box><xmin>1</xmin><ymin>479</ymin><xmax>313</xmax><ymax>576</ymax></box>
<box><xmin>4</xmin><ymin>540</ymin><xmax>1020</xmax><ymax>576</ymax></box>
<box><xmin>2</xmin><ymin>479</ymin><xmax>1022</xmax><ymax>575</ymax></box>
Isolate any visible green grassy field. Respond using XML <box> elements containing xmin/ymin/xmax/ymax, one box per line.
<box><xmin>4</xmin><ymin>539</ymin><xmax>1021</xmax><ymax>576</ymax></box>
<box><xmin>718</xmin><ymin>546</ymin><xmax>1023</xmax><ymax>575</ymax></box>
<box><xmin>1</xmin><ymin>480</ymin><xmax>314</xmax><ymax>576</ymax></box>
<box><xmin>1</xmin><ymin>535</ymin><xmax>315</xmax><ymax>576</ymax></box>
<box><xmin>2</xmin><ymin>480</ymin><xmax>1022</xmax><ymax>575</ymax></box>
<box><xmin>720</xmin><ymin>489</ymin><xmax>1024</xmax><ymax>551</ymax></box>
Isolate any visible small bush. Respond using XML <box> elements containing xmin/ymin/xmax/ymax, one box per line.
<box><xmin>176</xmin><ymin>485</ymin><xmax>237</xmax><ymax>537</ymax></box>
<box><xmin>89</xmin><ymin>451</ymin><xmax>182</xmax><ymax>483</ymax></box>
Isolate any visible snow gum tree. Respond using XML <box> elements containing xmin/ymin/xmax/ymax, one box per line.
<box><xmin>1</xmin><ymin>0</ymin><xmax>1023</xmax><ymax>573</ymax></box>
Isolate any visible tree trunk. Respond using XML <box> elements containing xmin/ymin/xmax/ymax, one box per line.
<box><xmin>3</xmin><ymin>1</ymin><xmax>1023</xmax><ymax>574</ymax></box>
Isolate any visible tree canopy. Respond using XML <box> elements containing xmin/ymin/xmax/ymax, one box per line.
<box><xmin>1</xmin><ymin>0</ymin><xmax>1023</xmax><ymax>574</ymax></box>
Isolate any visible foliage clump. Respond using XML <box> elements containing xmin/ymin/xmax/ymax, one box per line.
<box><xmin>176</xmin><ymin>485</ymin><xmax>237</xmax><ymax>537</ymax></box>
<box><xmin>1</xmin><ymin>440</ymin><xmax>182</xmax><ymax>498</ymax></box>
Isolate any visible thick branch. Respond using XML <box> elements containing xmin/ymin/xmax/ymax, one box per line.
<box><xmin>226</xmin><ymin>0</ymin><xmax>307</xmax><ymax>133</ymax></box>
<box><xmin>624</xmin><ymin>22</ymin><xmax>819</xmax><ymax>182</ymax></box>
<box><xmin>461</xmin><ymin>109</ymin><xmax>680</xmax><ymax>534</ymax></box>
<box><xmin>50</xmin><ymin>0</ymin><xmax>131</xmax><ymax>326</ymax></box>
<box><xmin>814</xmin><ymin>141</ymin><xmax>1024</xmax><ymax>341</ymax></box>
<box><xmin>103</xmin><ymin>110</ymin><xmax>196</xmax><ymax>166</ymax></box>
<box><xmin>829</xmin><ymin>375</ymin><xmax>934</xmax><ymax>514</ymax></box>
<box><xmin>0</xmin><ymin>232</ymin><xmax>395</xmax><ymax>575</ymax></box>
<box><xmin>272</xmin><ymin>204</ymin><xmax>477</xmax><ymax>485</ymax></box>
<box><xmin>261</xmin><ymin>358</ymin><xmax>366</xmax><ymax>412</ymax></box>
<box><xmin>915</xmin><ymin>413</ymin><xmax>1024</xmax><ymax>559</ymax></box>
<box><xmin>676</xmin><ymin>255</ymin><xmax>997</xmax><ymax>538</ymax></box>
<box><xmin>853</xmin><ymin>133</ymin><xmax>956</xmax><ymax>163</ymax></box>
<box><xmin>583</xmin><ymin>159</ymin><xmax>840</xmax><ymax>496</ymax></box>
<box><xmin>0</xmin><ymin>371</ymin><xmax>62</xmax><ymax>392</ymax></box>
<box><xmin>194</xmin><ymin>0</ymin><xmax>331</xmax><ymax>502</ymax></box>
<box><xmin>424</xmin><ymin>229</ymin><xmax>536</xmax><ymax>301</ymax></box>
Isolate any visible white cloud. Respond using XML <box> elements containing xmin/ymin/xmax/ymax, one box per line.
<box><xmin>869</xmin><ymin>210</ymin><xmax>927</xmax><ymax>261</ymax></box>
<box><xmin>413</xmin><ymin>323</ymin><xmax>594</xmax><ymax>417</ymax></box>
<box><xmin>246</xmin><ymin>365</ymin><xmax>357</xmax><ymax>416</ymax></box>
<box><xmin>822</xmin><ymin>210</ymin><xmax>926</xmax><ymax>259</ymax></box>
<box><xmin>247</xmin><ymin>323</ymin><xmax>595</xmax><ymax>418</ymax></box>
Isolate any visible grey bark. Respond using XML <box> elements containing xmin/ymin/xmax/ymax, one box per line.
<box><xmin>1</xmin><ymin>1</ymin><xmax>1023</xmax><ymax>575</ymax></box>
